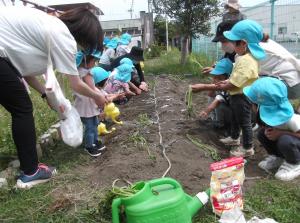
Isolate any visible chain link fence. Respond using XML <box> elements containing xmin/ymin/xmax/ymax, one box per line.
<box><xmin>192</xmin><ymin>0</ymin><xmax>300</xmax><ymax>60</ymax></box>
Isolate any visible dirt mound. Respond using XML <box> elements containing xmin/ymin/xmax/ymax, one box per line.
<box><xmin>84</xmin><ymin>75</ymin><xmax>267</xmax><ymax>193</ymax></box>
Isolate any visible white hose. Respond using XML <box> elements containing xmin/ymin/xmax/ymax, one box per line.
<box><xmin>153</xmin><ymin>77</ymin><xmax>172</xmax><ymax>178</ymax></box>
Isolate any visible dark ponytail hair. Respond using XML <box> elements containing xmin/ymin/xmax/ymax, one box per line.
<box><xmin>59</xmin><ymin>7</ymin><xmax>103</xmax><ymax>52</ymax></box>
<box><xmin>261</xmin><ymin>33</ymin><xmax>270</xmax><ymax>42</ymax></box>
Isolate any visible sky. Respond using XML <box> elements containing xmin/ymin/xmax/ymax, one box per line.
<box><xmin>7</xmin><ymin>0</ymin><xmax>268</xmax><ymax>21</ymax></box>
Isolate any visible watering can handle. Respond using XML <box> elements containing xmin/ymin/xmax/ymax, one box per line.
<box><xmin>149</xmin><ymin>177</ymin><xmax>182</xmax><ymax>189</ymax></box>
<box><xmin>112</xmin><ymin>198</ymin><xmax>122</xmax><ymax>223</ymax></box>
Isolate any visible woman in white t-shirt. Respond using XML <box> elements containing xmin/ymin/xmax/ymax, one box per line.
<box><xmin>259</xmin><ymin>34</ymin><xmax>300</xmax><ymax>100</ymax></box>
<box><xmin>0</xmin><ymin>7</ymin><xmax>107</xmax><ymax>189</ymax></box>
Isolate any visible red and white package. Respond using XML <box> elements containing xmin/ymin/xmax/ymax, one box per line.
<box><xmin>210</xmin><ymin>157</ymin><xmax>245</xmax><ymax>216</ymax></box>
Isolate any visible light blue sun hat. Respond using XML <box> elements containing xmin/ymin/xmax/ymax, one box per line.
<box><xmin>103</xmin><ymin>37</ymin><xmax>110</xmax><ymax>46</ymax></box>
<box><xmin>210</xmin><ymin>58</ymin><xmax>233</xmax><ymax>76</ymax></box>
<box><xmin>106</xmin><ymin>37</ymin><xmax>119</xmax><ymax>49</ymax></box>
<box><xmin>118</xmin><ymin>33</ymin><xmax>132</xmax><ymax>45</ymax></box>
<box><xmin>120</xmin><ymin>57</ymin><xmax>134</xmax><ymax>67</ymax></box>
<box><xmin>114</xmin><ymin>64</ymin><xmax>133</xmax><ymax>83</ymax></box>
<box><xmin>91</xmin><ymin>67</ymin><xmax>110</xmax><ymax>84</ymax></box>
<box><xmin>223</xmin><ymin>19</ymin><xmax>266</xmax><ymax>60</ymax></box>
<box><xmin>243</xmin><ymin>77</ymin><xmax>294</xmax><ymax>126</ymax></box>
<box><xmin>76</xmin><ymin>50</ymin><xmax>85</xmax><ymax>67</ymax></box>
<box><xmin>91</xmin><ymin>49</ymin><xmax>102</xmax><ymax>60</ymax></box>
<box><xmin>76</xmin><ymin>49</ymin><xmax>102</xmax><ymax>67</ymax></box>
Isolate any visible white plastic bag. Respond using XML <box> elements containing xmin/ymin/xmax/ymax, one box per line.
<box><xmin>44</xmin><ymin>61</ymin><xmax>71</xmax><ymax>120</ymax></box>
<box><xmin>60</xmin><ymin>106</ymin><xmax>83</xmax><ymax>147</ymax></box>
<box><xmin>44</xmin><ymin>32</ymin><xmax>82</xmax><ymax>147</ymax></box>
<box><xmin>219</xmin><ymin>206</ymin><xmax>246</xmax><ymax>223</ymax></box>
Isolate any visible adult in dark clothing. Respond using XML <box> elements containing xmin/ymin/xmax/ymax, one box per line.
<box><xmin>110</xmin><ymin>46</ymin><xmax>148</xmax><ymax>91</ymax></box>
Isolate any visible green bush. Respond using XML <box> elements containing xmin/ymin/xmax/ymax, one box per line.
<box><xmin>144</xmin><ymin>44</ymin><xmax>166</xmax><ymax>59</ymax></box>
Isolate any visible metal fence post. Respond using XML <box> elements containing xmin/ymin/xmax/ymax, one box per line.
<box><xmin>270</xmin><ymin>0</ymin><xmax>277</xmax><ymax>39</ymax></box>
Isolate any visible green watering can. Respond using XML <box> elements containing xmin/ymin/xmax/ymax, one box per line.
<box><xmin>112</xmin><ymin>177</ymin><xmax>210</xmax><ymax>223</ymax></box>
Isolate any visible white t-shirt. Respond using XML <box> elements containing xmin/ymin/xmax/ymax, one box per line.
<box><xmin>259</xmin><ymin>39</ymin><xmax>300</xmax><ymax>87</ymax></box>
<box><xmin>99</xmin><ymin>48</ymin><xmax>115</xmax><ymax>65</ymax></box>
<box><xmin>73</xmin><ymin>67</ymin><xmax>99</xmax><ymax>118</ymax></box>
<box><xmin>277</xmin><ymin>114</ymin><xmax>300</xmax><ymax>132</ymax></box>
<box><xmin>0</xmin><ymin>7</ymin><xmax>78</xmax><ymax>76</ymax></box>
<box><xmin>116</xmin><ymin>45</ymin><xmax>130</xmax><ymax>57</ymax></box>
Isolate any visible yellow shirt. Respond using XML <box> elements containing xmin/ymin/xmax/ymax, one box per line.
<box><xmin>229</xmin><ymin>53</ymin><xmax>259</xmax><ymax>95</ymax></box>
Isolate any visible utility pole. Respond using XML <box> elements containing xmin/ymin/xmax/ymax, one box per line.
<box><xmin>165</xmin><ymin>14</ymin><xmax>169</xmax><ymax>51</ymax></box>
<box><xmin>128</xmin><ymin>0</ymin><xmax>134</xmax><ymax>19</ymax></box>
<box><xmin>270</xmin><ymin>0</ymin><xmax>277</xmax><ymax>39</ymax></box>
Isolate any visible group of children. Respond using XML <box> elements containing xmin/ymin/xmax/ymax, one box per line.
<box><xmin>74</xmin><ymin>34</ymin><xmax>148</xmax><ymax>157</ymax></box>
<box><xmin>191</xmin><ymin>13</ymin><xmax>300</xmax><ymax>181</ymax></box>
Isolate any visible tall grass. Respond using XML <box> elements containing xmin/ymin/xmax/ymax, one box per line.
<box><xmin>144</xmin><ymin>48</ymin><xmax>214</xmax><ymax>76</ymax></box>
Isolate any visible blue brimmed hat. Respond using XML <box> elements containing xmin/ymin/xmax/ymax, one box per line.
<box><xmin>114</xmin><ymin>64</ymin><xmax>133</xmax><ymax>83</ymax></box>
<box><xmin>223</xmin><ymin>19</ymin><xmax>266</xmax><ymax>60</ymax></box>
<box><xmin>103</xmin><ymin>37</ymin><xmax>110</xmax><ymax>46</ymax></box>
<box><xmin>120</xmin><ymin>57</ymin><xmax>134</xmax><ymax>67</ymax></box>
<box><xmin>76</xmin><ymin>49</ymin><xmax>101</xmax><ymax>67</ymax></box>
<box><xmin>118</xmin><ymin>33</ymin><xmax>132</xmax><ymax>45</ymax></box>
<box><xmin>243</xmin><ymin>77</ymin><xmax>294</xmax><ymax>126</ymax></box>
<box><xmin>91</xmin><ymin>67</ymin><xmax>110</xmax><ymax>84</ymax></box>
<box><xmin>210</xmin><ymin>58</ymin><xmax>233</xmax><ymax>76</ymax></box>
<box><xmin>106</xmin><ymin>37</ymin><xmax>119</xmax><ymax>49</ymax></box>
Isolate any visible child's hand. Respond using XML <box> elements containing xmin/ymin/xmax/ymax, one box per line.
<box><xmin>265</xmin><ymin>128</ymin><xmax>282</xmax><ymax>141</ymax></box>
<box><xmin>117</xmin><ymin>93</ymin><xmax>126</xmax><ymax>100</ymax></box>
<box><xmin>135</xmin><ymin>88</ymin><xmax>142</xmax><ymax>95</ymax></box>
<box><xmin>202</xmin><ymin>67</ymin><xmax>213</xmax><ymax>75</ymax></box>
<box><xmin>139</xmin><ymin>81</ymin><xmax>148</xmax><ymax>91</ymax></box>
<box><xmin>199</xmin><ymin>111</ymin><xmax>209</xmax><ymax>119</ymax></box>
<box><xmin>191</xmin><ymin>84</ymin><xmax>206</xmax><ymax>92</ymax></box>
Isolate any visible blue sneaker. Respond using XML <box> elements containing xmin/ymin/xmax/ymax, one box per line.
<box><xmin>16</xmin><ymin>163</ymin><xmax>57</xmax><ymax>189</ymax></box>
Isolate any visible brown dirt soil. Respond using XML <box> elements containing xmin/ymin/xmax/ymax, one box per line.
<box><xmin>81</xmin><ymin>75</ymin><xmax>268</xmax><ymax>194</ymax></box>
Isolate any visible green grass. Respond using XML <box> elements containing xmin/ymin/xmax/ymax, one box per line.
<box><xmin>0</xmin><ymin>75</ymin><xmax>73</xmax><ymax>157</ymax></box>
<box><xmin>193</xmin><ymin>179</ymin><xmax>300</xmax><ymax>223</ymax></box>
<box><xmin>144</xmin><ymin>48</ymin><xmax>214</xmax><ymax>77</ymax></box>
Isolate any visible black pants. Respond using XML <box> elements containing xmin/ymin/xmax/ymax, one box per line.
<box><xmin>257</xmin><ymin>128</ymin><xmax>300</xmax><ymax>164</ymax></box>
<box><xmin>230</xmin><ymin>94</ymin><xmax>253</xmax><ymax>149</ymax></box>
<box><xmin>0</xmin><ymin>58</ymin><xmax>38</xmax><ymax>175</ymax></box>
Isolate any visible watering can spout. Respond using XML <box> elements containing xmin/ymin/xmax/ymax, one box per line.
<box><xmin>188</xmin><ymin>189</ymin><xmax>210</xmax><ymax>217</ymax></box>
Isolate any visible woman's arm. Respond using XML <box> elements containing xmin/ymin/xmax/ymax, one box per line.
<box><xmin>23</xmin><ymin>76</ymin><xmax>45</xmax><ymax>94</ymax></box>
<box><xmin>82</xmin><ymin>73</ymin><xmax>98</xmax><ymax>91</ymax></box>
<box><xmin>67</xmin><ymin>74</ymin><xmax>107</xmax><ymax>107</ymax></box>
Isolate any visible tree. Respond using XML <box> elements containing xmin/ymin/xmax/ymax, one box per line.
<box><xmin>153</xmin><ymin>0</ymin><xmax>220</xmax><ymax>64</ymax></box>
<box><xmin>153</xmin><ymin>15</ymin><xmax>178</xmax><ymax>46</ymax></box>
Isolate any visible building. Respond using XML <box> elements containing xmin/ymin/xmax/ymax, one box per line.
<box><xmin>101</xmin><ymin>11</ymin><xmax>154</xmax><ymax>49</ymax></box>
<box><xmin>241</xmin><ymin>4</ymin><xmax>300</xmax><ymax>42</ymax></box>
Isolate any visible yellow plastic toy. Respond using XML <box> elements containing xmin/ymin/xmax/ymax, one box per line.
<box><xmin>104</xmin><ymin>103</ymin><xmax>123</xmax><ymax>125</ymax></box>
<box><xmin>98</xmin><ymin>122</ymin><xmax>116</xmax><ymax>135</ymax></box>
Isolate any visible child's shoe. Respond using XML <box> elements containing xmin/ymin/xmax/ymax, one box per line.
<box><xmin>94</xmin><ymin>141</ymin><xmax>106</xmax><ymax>151</ymax></box>
<box><xmin>16</xmin><ymin>163</ymin><xmax>56</xmax><ymax>189</ymax></box>
<box><xmin>220</xmin><ymin>136</ymin><xmax>240</xmax><ymax>146</ymax></box>
<box><xmin>230</xmin><ymin>146</ymin><xmax>255</xmax><ymax>157</ymax></box>
<box><xmin>258</xmin><ymin>155</ymin><xmax>283</xmax><ymax>172</ymax></box>
<box><xmin>275</xmin><ymin>161</ymin><xmax>300</xmax><ymax>181</ymax></box>
<box><xmin>85</xmin><ymin>147</ymin><xmax>102</xmax><ymax>157</ymax></box>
